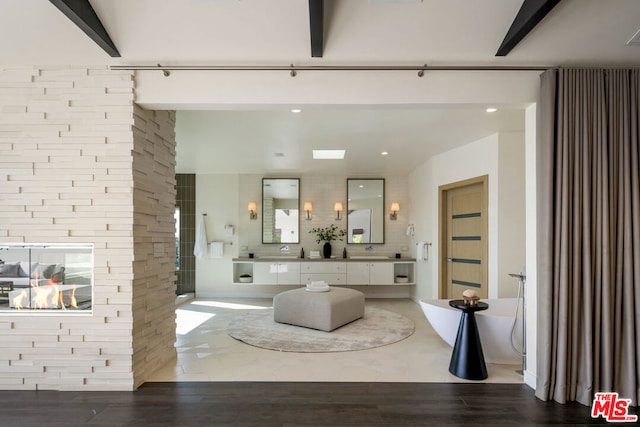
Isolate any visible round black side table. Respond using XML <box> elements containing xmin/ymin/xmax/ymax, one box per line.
<box><xmin>448</xmin><ymin>299</ymin><xmax>489</xmax><ymax>380</ymax></box>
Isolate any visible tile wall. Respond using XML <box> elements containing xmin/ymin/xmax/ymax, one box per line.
<box><xmin>175</xmin><ymin>174</ymin><xmax>195</xmax><ymax>294</ymax></box>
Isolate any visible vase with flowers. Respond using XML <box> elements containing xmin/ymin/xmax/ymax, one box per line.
<box><xmin>309</xmin><ymin>224</ymin><xmax>346</xmax><ymax>258</ymax></box>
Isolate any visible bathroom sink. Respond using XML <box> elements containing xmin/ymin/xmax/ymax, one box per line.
<box><xmin>349</xmin><ymin>256</ymin><xmax>390</xmax><ymax>259</ymax></box>
<box><xmin>257</xmin><ymin>255</ymin><xmax>299</xmax><ymax>259</ymax></box>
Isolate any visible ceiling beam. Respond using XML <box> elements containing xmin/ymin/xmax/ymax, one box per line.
<box><xmin>309</xmin><ymin>0</ymin><xmax>324</xmax><ymax>58</ymax></box>
<box><xmin>496</xmin><ymin>0</ymin><xmax>561</xmax><ymax>56</ymax></box>
<box><xmin>49</xmin><ymin>0</ymin><xmax>120</xmax><ymax>57</ymax></box>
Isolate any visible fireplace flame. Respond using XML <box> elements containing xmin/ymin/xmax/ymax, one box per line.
<box><xmin>11</xmin><ymin>272</ymin><xmax>77</xmax><ymax>310</ymax></box>
<box><xmin>12</xmin><ymin>290</ymin><xmax>26</xmax><ymax>310</ymax></box>
<box><xmin>68</xmin><ymin>286</ymin><xmax>77</xmax><ymax>308</ymax></box>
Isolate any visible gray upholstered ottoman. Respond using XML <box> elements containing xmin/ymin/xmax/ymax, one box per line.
<box><xmin>273</xmin><ymin>287</ymin><xmax>365</xmax><ymax>332</ymax></box>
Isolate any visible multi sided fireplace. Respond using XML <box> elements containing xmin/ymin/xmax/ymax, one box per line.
<box><xmin>0</xmin><ymin>244</ymin><xmax>93</xmax><ymax>313</ymax></box>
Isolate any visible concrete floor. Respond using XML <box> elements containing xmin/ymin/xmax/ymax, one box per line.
<box><xmin>148</xmin><ymin>297</ymin><xmax>523</xmax><ymax>384</ymax></box>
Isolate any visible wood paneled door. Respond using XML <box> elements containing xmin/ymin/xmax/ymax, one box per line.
<box><xmin>439</xmin><ymin>175</ymin><xmax>488</xmax><ymax>299</ymax></box>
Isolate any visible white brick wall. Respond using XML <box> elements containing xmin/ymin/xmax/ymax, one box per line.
<box><xmin>0</xmin><ymin>66</ymin><xmax>176</xmax><ymax>390</ymax></box>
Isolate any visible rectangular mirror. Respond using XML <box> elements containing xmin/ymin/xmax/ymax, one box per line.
<box><xmin>347</xmin><ymin>178</ymin><xmax>385</xmax><ymax>244</ymax></box>
<box><xmin>262</xmin><ymin>178</ymin><xmax>300</xmax><ymax>243</ymax></box>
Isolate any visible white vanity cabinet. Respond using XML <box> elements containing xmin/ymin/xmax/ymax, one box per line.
<box><xmin>253</xmin><ymin>262</ymin><xmax>301</xmax><ymax>285</ymax></box>
<box><xmin>347</xmin><ymin>262</ymin><xmax>394</xmax><ymax>285</ymax></box>
<box><xmin>233</xmin><ymin>259</ymin><xmax>415</xmax><ymax>287</ymax></box>
<box><xmin>300</xmin><ymin>262</ymin><xmax>347</xmax><ymax>286</ymax></box>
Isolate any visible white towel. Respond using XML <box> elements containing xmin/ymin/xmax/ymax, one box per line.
<box><xmin>307</xmin><ymin>281</ymin><xmax>329</xmax><ymax>290</ymax></box>
<box><xmin>416</xmin><ymin>241</ymin><xmax>426</xmax><ymax>261</ymax></box>
<box><xmin>310</xmin><ymin>281</ymin><xmax>327</xmax><ymax>287</ymax></box>
<box><xmin>194</xmin><ymin>215</ymin><xmax>208</xmax><ymax>260</ymax></box>
<box><xmin>406</xmin><ymin>224</ymin><xmax>415</xmax><ymax>236</ymax></box>
<box><xmin>209</xmin><ymin>241</ymin><xmax>224</xmax><ymax>258</ymax></box>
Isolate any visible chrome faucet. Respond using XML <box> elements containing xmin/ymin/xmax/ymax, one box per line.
<box><xmin>365</xmin><ymin>245</ymin><xmax>373</xmax><ymax>251</ymax></box>
<box><xmin>280</xmin><ymin>245</ymin><xmax>290</xmax><ymax>252</ymax></box>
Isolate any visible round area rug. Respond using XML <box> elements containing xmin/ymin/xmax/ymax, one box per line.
<box><xmin>226</xmin><ymin>306</ymin><xmax>415</xmax><ymax>352</ymax></box>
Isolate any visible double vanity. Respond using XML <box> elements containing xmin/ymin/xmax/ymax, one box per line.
<box><xmin>232</xmin><ymin>257</ymin><xmax>416</xmax><ymax>287</ymax></box>
<box><xmin>240</xmin><ymin>177</ymin><xmax>414</xmax><ymax>289</ymax></box>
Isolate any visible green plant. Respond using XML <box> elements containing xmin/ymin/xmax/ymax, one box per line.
<box><xmin>309</xmin><ymin>224</ymin><xmax>346</xmax><ymax>243</ymax></box>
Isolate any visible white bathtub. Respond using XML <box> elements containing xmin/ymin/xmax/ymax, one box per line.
<box><xmin>419</xmin><ymin>298</ymin><xmax>524</xmax><ymax>365</ymax></box>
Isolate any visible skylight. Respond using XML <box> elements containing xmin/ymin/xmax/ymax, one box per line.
<box><xmin>313</xmin><ymin>150</ymin><xmax>346</xmax><ymax>160</ymax></box>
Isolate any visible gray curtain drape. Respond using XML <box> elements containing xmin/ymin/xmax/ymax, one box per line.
<box><xmin>537</xmin><ymin>68</ymin><xmax>640</xmax><ymax>406</ymax></box>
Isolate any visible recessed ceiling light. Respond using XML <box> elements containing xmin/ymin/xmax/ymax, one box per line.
<box><xmin>312</xmin><ymin>150</ymin><xmax>345</xmax><ymax>160</ymax></box>
<box><xmin>291</xmin><ymin>108</ymin><xmax>302</xmax><ymax>113</ymax></box>
<box><xmin>274</xmin><ymin>152</ymin><xmax>285</xmax><ymax>157</ymax></box>
<box><xmin>486</xmin><ymin>107</ymin><xmax>497</xmax><ymax>113</ymax></box>
<box><xmin>381</xmin><ymin>151</ymin><xmax>389</xmax><ymax>156</ymax></box>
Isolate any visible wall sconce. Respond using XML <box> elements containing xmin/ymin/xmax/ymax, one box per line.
<box><xmin>303</xmin><ymin>202</ymin><xmax>313</xmax><ymax>220</ymax></box>
<box><xmin>248</xmin><ymin>202</ymin><xmax>257</xmax><ymax>220</ymax></box>
<box><xmin>334</xmin><ymin>202</ymin><xmax>343</xmax><ymax>220</ymax></box>
<box><xmin>390</xmin><ymin>202</ymin><xmax>400</xmax><ymax>220</ymax></box>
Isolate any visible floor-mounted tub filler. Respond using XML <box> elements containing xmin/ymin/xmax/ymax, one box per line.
<box><xmin>419</xmin><ymin>297</ymin><xmax>524</xmax><ymax>365</ymax></box>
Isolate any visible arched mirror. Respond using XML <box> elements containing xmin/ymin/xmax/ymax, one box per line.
<box><xmin>347</xmin><ymin>178</ymin><xmax>385</xmax><ymax>244</ymax></box>
<box><xmin>262</xmin><ymin>178</ymin><xmax>300</xmax><ymax>243</ymax></box>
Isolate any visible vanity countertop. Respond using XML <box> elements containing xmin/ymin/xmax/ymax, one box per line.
<box><xmin>233</xmin><ymin>257</ymin><xmax>416</xmax><ymax>262</ymax></box>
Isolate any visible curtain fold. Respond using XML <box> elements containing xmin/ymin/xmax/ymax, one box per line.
<box><xmin>536</xmin><ymin>69</ymin><xmax>640</xmax><ymax>406</ymax></box>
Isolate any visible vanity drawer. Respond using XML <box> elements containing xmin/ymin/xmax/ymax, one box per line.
<box><xmin>301</xmin><ymin>273</ymin><xmax>346</xmax><ymax>285</ymax></box>
<box><xmin>301</xmin><ymin>262</ymin><xmax>346</xmax><ymax>274</ymax></box>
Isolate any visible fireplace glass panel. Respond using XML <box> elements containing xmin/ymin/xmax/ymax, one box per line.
<box><xmin>0</xmin><ymin>243</ymin><xmax>93</xmax><ymax>313</ymax></box>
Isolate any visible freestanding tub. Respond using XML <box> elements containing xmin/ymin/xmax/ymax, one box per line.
<box><xmin>419</xmin><ymin>298</ymin><xmax>523</xmax><ymax>365</ymax></box>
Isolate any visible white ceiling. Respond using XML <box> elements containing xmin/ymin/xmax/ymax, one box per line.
<box><xmin>2</xmin><ymin>0</ymin><xmax>639</xmax><ymax>174</ymax></box>
<box><xmin>176</xmin><ymin>107</ymin><xmax>525</xmax><ymax>174</ymax></box>
<box><xmin>3</xmin><ymin>0</ymin><xmax>639</xmax><ymax>66</ymax></box>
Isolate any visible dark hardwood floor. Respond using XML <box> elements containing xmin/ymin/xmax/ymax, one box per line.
<box><xmin>0</xmin><ymin>382</ymin><xmax>636</xmax><ymax>426</ymax></box>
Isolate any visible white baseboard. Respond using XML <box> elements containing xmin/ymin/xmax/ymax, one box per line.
<box><xmin>523</xmin><ymin>369</ymin><xmax>536</xmax><ymax>390</ymax></box>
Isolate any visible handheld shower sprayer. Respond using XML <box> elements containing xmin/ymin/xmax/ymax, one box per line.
<box><xmin>508</xmin><ymin>272</ymin><xmax>526</xmax><ymax>283</ymax></box>
<box><xmin>508</xmin><ymin>272</ymin><xmax>526</xmax><ymax>376</ymax></box>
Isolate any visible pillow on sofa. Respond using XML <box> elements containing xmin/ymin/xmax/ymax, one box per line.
<box><xmin>19</xmin><ymin>261</ymin><xmax>38</xmax><ymax>277</ymax></box>
<box><xmin>50</xmin><ymin>264</ymin><xmax>65</xmax><ymax>283</ymax></box>
<box><xmin>32</xmin><ymin>263</ymin><xmax>56</xmax><ymax>279</ymax></box>
<box><xmin>0</xmin><ymin>262</ymin><xmax>19</xmax><ymax>277</ymax></box>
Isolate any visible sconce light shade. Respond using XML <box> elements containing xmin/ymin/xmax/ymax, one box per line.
<box><xmin>390</xmin><ymin>202</ymin><xmax>400</xmax><ymax>220</ymax></box>
<box><xmin>248</xmin><ymin>202</ymin><xmax>257</xmax><ymax>220</ymax></box>
<box><xmin>334</xmin><ymin>202</ymin><xmax>343</xmax><ymax>220</ymax></box>
<box><xmin>304</xmin><ymin>202</ymin><xmax>313</xmax><ymax>220</ymax></box>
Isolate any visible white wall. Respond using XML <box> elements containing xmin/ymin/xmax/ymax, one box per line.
<box><xmin>408</xmin><ymin>131</ymin><xmax>526</xmax><ymax>301</ymax></box>
<box><xmin>407</xmin><ymin>157</ymin><xmax>434</xmax><ymax>302</ymax></box>
<box><xmin>195</xmin><ymin>174</ymin><xmax>240</xmax><ymax>296</ymax></box>
<box><xmin>497</xmin><ymin>131</ymin><xmax>527</xmax><ymax>297</ymax></box>
<box><xmin>135</xmin><ymin>70</ymin><xmax>541</xmax><ymax>109</ymax></box>
<box><xmin>524</xmin><ymin>103</ymin><xmax>538</xmax><ymax>389</ymax></box>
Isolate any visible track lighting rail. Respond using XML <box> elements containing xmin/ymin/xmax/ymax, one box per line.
<box><xmin>110</xmin><ymin>63</ymin><xmax>549</xmax><ymax>78</ymax></box>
